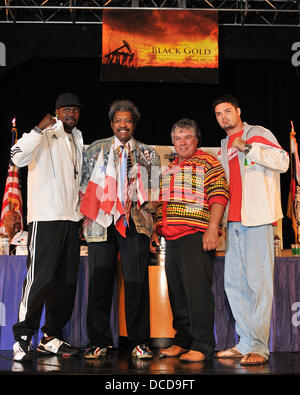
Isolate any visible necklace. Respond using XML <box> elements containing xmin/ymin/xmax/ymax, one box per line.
<box><xmin>69</xmin><ymin>134</ymin><xmax>78</xmax><ymax>179</ymax></box>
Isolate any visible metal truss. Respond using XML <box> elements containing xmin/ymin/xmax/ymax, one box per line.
<box><xmin>0</xmin><ymin>0</ymin><xmax>300</xmax><ymax>26</ymax></box>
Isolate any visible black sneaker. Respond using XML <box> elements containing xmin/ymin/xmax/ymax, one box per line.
<box><xmin>13</xmin><ymin>340</ymin><xmax>33</xmax><ymax>362</ymax></box>
<box><xmin>84</xmin><ymin>346</ymin><xmax>108</xmax><ymax>359</ymax></box>
<box><xmin>37</xmin><ymin>336</ymin><xmax>79</xmax><ymax>357</ymax></box>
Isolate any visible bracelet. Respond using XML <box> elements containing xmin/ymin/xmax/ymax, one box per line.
<box><xmin>33</xmin><ymin>126</ymin><xmax>43</xmax><ymax>134</ymax></box>
<box><xmin>244</xmin><ymin>143</ymin><xmax>252</xmax><ymax>154</ymax></box>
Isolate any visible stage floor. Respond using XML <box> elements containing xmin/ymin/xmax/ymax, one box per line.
<box><xmin>1</xmin><ymin>348</ymin><xmax>300</xmax><ymax>378</ymax></box>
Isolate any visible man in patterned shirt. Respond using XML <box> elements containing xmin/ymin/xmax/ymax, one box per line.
<box><xmin>151</xmin><ymin>118</ymin><xmax>229</xmax><ymax>362</ymax></box>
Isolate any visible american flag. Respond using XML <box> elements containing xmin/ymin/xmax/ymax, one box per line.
<box><xmin>80</xmin><ymin>145</ymin><xmax>113</xmax><ymax>227</ymax></box>
<box><xmin>112</xmin><ymin>150</ymin><xmax>147</xmax><ymax>237</ymax></box>
<box><xmin>0</xmin><ymin>119</ymin><xmax>23</xmax><ymax>232</ymax></box>
<box><xmin>80</xmin><ymin>145</ymin><xmax>126</xmax><ymax>235</ymax></box>
<box><xmin>80</xmin><ymin>143</ymin><xmax>147</xmax><ymax>238</ymax></box>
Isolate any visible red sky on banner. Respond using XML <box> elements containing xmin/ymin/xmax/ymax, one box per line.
<box><xmin>102</xmin><ymin>10</ymin><xmax>218</xmax><ymax>69</ymax></box>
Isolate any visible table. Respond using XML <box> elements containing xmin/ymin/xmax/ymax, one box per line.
<box><xmin>0</xmin><ymin>256</ymin><xmax>119</xmax><ymax>350</ymax></box>
<box><xmin>1</xmin><ymin>255</ymin><xmax>300</xmax><ymax>351</ymax></box>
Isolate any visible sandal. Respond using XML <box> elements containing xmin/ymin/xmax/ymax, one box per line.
<box><xmin>215</xmin><ymin>347</ymin><xmax>243</xmax><ymax>359</ymax></box>
<box><xmin>240</xmin><ymin>353</ymin><xmax>268</xmax><ymax>366</ymax></box>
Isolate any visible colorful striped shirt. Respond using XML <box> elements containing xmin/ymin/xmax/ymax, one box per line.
<box><xmin>155</xmin><ymin>149</ymin><xmax>229</xmax><ymax>239</ymax></box>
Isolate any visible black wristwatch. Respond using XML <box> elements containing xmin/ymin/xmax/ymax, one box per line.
<box><xmin>244</xmin><ymin>143</ymin><xmax>252</xmax><ymax>154</ymax></box>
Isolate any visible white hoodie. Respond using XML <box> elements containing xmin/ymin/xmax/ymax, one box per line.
<box><xmin>219</xmin><ymin>122</ymin><xmax>289</xmax><ymax>226</ymax></box>
<box><xmin>11</xmin><ymin>120</ymin><xmax>83</xmax><ymax>224</ymax></box>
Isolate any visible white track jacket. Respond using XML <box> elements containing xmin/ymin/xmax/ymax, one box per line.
<box><xmin>11</xmin><ymin>120</ymin><xmax>83</xmax><ymax>224</ymax></box>
<box><xmin>219</xmin><ymin>122</ymin><xmax>290</xmax><ymax>226</ymax></box>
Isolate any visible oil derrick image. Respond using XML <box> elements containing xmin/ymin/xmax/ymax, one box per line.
<box><xmin>104</xmin><ymin>40</ymin><xmax>135</xmax><ymax>68</ymax></box>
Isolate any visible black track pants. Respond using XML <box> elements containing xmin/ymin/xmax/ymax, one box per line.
<box><xmin>13</xmin><ymin>220</ymin><xmax>80</xmax><ymax>341</ymax></box>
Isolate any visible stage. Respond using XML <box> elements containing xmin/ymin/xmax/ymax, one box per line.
<box><xmin>0</xmin><ymin>349</ymin><xmax>300</xmax><ymax>378</ymax></box>
<box><xmin>0</xmin><ymin>254</ymin><xmax>300</xmax><ymax>377</ymax></box>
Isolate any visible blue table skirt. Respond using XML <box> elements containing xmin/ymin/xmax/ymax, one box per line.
<box><xmin>1</xmin><ymin>256</ymin><xmax>300</xmax><ymax>351</ymax></box>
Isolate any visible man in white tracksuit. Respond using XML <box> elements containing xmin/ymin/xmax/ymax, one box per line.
<box><xmin>213</xmin><ymin>95</ymin><xmax>289</xmax><ymax>366</ymax></box>
<box><xmin>11</xmin><ymin>92</ymin><xmax>84</xmax><ymax>362</ymax></box>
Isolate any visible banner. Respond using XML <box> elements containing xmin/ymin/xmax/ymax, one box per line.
<box><xmin>101</xmin><ymin>9</ymin><xmax>218</xmax><ymax>83</ymax></box>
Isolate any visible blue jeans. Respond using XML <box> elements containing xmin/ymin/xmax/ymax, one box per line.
<box><xmin>225</xmin><ymin>222</ymin><xmax>274</xmax><ymax>358</ymax></box>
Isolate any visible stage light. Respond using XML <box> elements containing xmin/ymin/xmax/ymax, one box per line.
<box><xmin>265</xmin><ymin>0</ymin><xmax>276</xmax><ymax>9</ymax></box>
<box><xmin>204</xmin><ymin>0</ymin><xmax>215</xmax><ymax>8</ymax></box>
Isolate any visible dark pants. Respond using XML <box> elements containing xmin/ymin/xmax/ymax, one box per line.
<box><xmin>13</xmin><ymin>221</ymin><xmax>80</xmax><ymax>341</ymax></box>
<box><xmin>86</xmin><ymin>220</ymin><xmax>150</xmax><ymax>350</ymax></box>
<box><xmin>165</xmin><ymin>232</ymin><xmax>216</xmax><ymax>359</ymax></box>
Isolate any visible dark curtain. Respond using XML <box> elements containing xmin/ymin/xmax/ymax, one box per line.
<box><xmin>1</xmin><ymin>56</ymin><xmax>297</xmax><ymax>246</ymax></box>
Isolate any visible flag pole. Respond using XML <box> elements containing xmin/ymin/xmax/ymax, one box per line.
<box><xmin>8</xmin><ymin>117</ymin><xmax>18</xmax><ymax>212</ymax></box>
<box><xmin>287</xmin><ymin>121</ymin><xmax>298</xmax><ymax>244</ymax></box>
<box><xmin>291</xmin><ymin>121</ymin><xmax>300</xmax><ymax>244</ymax></box>
<box><xmin>291</xmin><ymin>120</ymin><xmax>295</xmax><ymax>136</ymax></box>
<box><xmin>11</xmin><ymin>116</ymin><xmax>18</xmax><ymax>145</ymax></box>
<box><xmin>290</xmin><ymin>120</ymin><xmax>294</xmax><ymax>168</ymax></box>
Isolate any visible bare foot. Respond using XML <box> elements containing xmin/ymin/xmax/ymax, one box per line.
<box><xmin>240</xmin><ymin>353</ymin><xmax>267</xmax><ymax>366</ymax></box>
<box><xmin>179</xmin><ymin>350</ymin><xmax>206</xmax><ymax>362</ymax></box>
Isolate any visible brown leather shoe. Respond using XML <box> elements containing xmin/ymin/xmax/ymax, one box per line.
<box><xmin>159</xmin><ymin>345</ymin><xmax>187</xmax><ymax>358</ymax></box>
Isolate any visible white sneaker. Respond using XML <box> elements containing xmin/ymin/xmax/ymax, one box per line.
<box><xmin>84</xmin><ymin>346</ymin><xmax>108</xmax><ymax>359</ymax></box>
<box><xmin>13</xmin><ymin>340</ymin><xmax>33</xmax><ymax>362</ymax></box>
<box><xmin>131</xmin><ymin>344</ymin><xmax>153</xmax><ymax>359</ymax></box>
